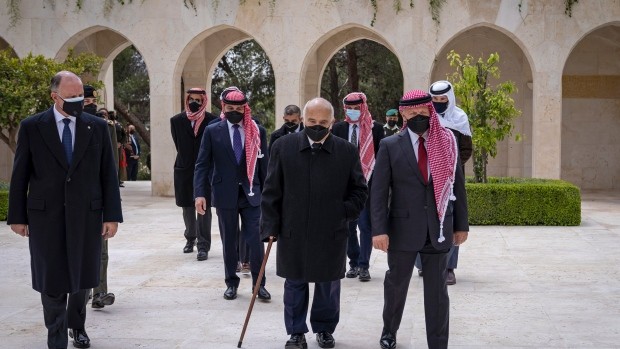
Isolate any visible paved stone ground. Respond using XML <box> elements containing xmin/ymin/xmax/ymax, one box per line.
<box><xmin>1</xmin><ymin>181</ymin><xmax>619</xmax><ymax>349</ymax></box>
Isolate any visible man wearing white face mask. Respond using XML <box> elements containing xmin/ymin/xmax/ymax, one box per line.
<box><xmin>332</xmin><ymin>92</ymin><xmax>384</xmax><ymax>282</ymax></box>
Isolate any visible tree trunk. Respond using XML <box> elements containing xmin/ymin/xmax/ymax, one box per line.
<box><xmin>327</xmin><ymin>59</ymin><xmax>340</xmax><ymax>118</ymax></box>
<box><xmin>346</xmin><ymin>44</ymin><xmax>359</xmax><ymax>92</ymax></box>
<box><xmin>114</xmin><ymin>98</ymin><xmax>151</xmax><ymax>147</ymax></box>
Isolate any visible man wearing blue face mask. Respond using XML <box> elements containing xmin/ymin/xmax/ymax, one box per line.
<box><xmin>332</xmin><ymin>92</ymin><xmax>384</xmax><ymax>282</ymax></box>
<box><xmin>8</xmin><ymin>71</ymin><xmax>122</xmax><ymax>349</ymax></box>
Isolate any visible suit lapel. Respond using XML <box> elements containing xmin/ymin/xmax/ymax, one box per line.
<box><xmin>37</xmin><ymin>108</ymin><xmax>69</xmax><ymax>170</ymax></box>
<box><xmin>68</xmin><ymin>116</ymin><xmax>94</xmax><ymax>175</ymax></box>
<box><xmin>398</xmin><ymin>132</ymin><xmax>426</xmax><ymax>185</ymax></box>
<box><xmin>182</xmin><ymin>114</ymin><xmax>195</xmax><ymax>138</ymax></box>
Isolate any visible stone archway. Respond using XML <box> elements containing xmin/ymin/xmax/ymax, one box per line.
<box><xmin>0</xmin><ymin>36</ymin><xmax>17</xmax><ymax>57</ymax></box>
<box><xmin>300</xmin><ymin>24</ymin><xmax>401</xmax><ymax>109</ymax></box>
<box><xmin>431</xmin><ymin>25</ymin><xmax>534</xmax><ymax>178</ymax></box>
<box><xmin>173</xmin><ymin>26</ymin><xmax>270</xmax><ymax>115</ymax></box>
<box><xmin>561</xmin><ymin>23</ymin><xmax>620</xmax><ymax>189</ymax></box>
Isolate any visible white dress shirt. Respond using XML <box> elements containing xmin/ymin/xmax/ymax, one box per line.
<box><xmin>53</xmin><ymin>105</ymin><xmax>76</xmax><ymax>150</ymax></box>
<box><xmin>407</xmin><ymin>128</ymin><xmax>430</xmax><ymax>180</ymax></box>
<box><xmin>227</xmin><ymin>120</ymin><xmax>245</xmax><ymax>148</ymax></box>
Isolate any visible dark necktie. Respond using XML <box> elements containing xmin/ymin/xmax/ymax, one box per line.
<box><xmin>62</xmin><ymin>118</ymin><xmax>73</xmax><ymax>165</ymax></box>
<box><xmin>418</xmin><ymin>137</ymin><xmax>428</xmax><ymax>184</ymax></box>
<box><xmin>311</xmin><ymin>142</ymin><xmax>322</xmax><ymax>153</ymax></box>
<box><xmin>232</xmin><ymin>124</ymin><xmax>243</xmax><ymax>164</ymax></box>
<box><xmin>351</xmin><ymin>124</ymin><xmax>358</xmax><ymax>147</ymax></box>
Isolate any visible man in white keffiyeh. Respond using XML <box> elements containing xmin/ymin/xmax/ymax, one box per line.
<box><xmin>370</xmin><ymin>89</ymin><xmax>469</xmax><ymax>349</ymax></box>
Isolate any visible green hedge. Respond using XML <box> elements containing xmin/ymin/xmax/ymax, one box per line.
<box><xmin>0</xmin><ymin>190</ymin><xmax>8</xmax><ymax>221</ymax></box>
<box><xmin>465</xmin><ymin>177</ymin><xmax>581</xmax><ymax>226</ymax></box>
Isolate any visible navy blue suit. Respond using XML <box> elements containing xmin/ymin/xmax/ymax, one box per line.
<box><xmin>194</xmin><ymin>119</ymin><xmax>269</xmax><ymax>288</ymax></box>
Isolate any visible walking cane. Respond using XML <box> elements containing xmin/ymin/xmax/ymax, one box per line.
<box><xmin>237</xmin><ymin>236</ymin><xmax>274</xmax><ymax>348</ymax></box>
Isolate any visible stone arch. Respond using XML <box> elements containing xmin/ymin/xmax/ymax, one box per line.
<box><xmin>431</xmin><ymin>24</ymin><xmax>534</xmax><ymax>178</ymax></box>
<box><xmin>173</xmin><ymin>25</ymin><xmax>274</xmax><ymax>115</ymax></box>
<box><xmin>55</xmin><ymin>26</ymin><xmax>148</xmax><ymax>109</ymax></box>
<box><xmin>300</xmin><ymin>24</ymin><xmax>402</xmax><ymax>106</ymax></box>
<box><xmin>561</xmin><ymin>22</ymin><xmax>620</xmax><ymax>189</ymax></box>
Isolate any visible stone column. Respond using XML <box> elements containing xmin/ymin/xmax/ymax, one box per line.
<box><xmin>531</xmin><ymin>71</ymin><xmax>562</xmax><ymax>179</ymax></box>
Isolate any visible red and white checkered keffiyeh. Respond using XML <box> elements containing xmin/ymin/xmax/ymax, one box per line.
<box><xmin>399</xmin><ymin>89</ymin><xmax>458</xmax><ymax>242</ymax></box>
<box><xmin>220</xmin><ymin>87</ymin><xmax>263</xmax><ymax>196</ymax></box>
<box><xmin>343</xmin><ymin>92</ymin><xmax>375</xmax><ymax>181</ymax></box>
<box><xmin>185</xmin><ymin>87</ymin><xmax>208</xmax><ymax>136</ymax></box>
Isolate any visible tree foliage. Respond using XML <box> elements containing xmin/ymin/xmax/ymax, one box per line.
<box><xmin>0</xmin><ymin>49</ymin><xmax>103</xmax><ymax>152</ymax></box>
<box><xmin>320</xmin><ymin>40</ymin><xmax>403</xmax><ymax>122</ymax></box>
<box><xmin>447</xmin><ymin>50</ymin><xmax>521</xmax><ymax>183</ymax></box>
<box><xmin>211</xmin><ymin>40</ymin><xmax>275</xmax><ymax>133</ymax></box>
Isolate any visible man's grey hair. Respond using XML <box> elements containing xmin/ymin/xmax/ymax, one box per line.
<box><xmin>302</xmin><ymin>98</ymin><xmax>334</xmax><ymax>119</ymax></box>
<box><xmin>284</xmin><ymin>104</ymin><xmax>301</xmax><ymax>116</ymax></box>
<box><xmin>50</xmin><ymin>71</ymin><xmax>81</xmax><ymax>92</ymax></box>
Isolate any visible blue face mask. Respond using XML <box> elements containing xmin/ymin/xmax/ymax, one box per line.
<box><xmin>345</xmin><ymin>109</ymin><xmax>361</xmax><ymax>121</ymax></box>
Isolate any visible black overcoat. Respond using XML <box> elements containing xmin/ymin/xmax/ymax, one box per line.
<box><xmin>170</xmin><ymin>111</ymin><xmax>217</xmax><ymax>207</ymax></box>
<box><xmin>260</xmin><ymin>132</ymin><xmax>368</xmax><ymax>282</ymax></box>
<box><xmin>7</xmin><ymin>107</ymin><xmax>123</xmax><ymax>294</ymax></box>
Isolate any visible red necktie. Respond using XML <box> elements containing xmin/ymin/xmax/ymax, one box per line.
<box><xmin>418</xmin><ymin>137</ymin><xmax>428</xmax><ymax>184</ymax></box>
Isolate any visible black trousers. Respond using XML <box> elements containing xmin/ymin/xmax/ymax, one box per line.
<box><xmin>383</xmin><ymin>235</ymin><xmax>450</xmax><ymax>349</ymax></box>
<box><xmin>182</xmin><ymin>206</ymin><xmax>212</xmax><ymax>251</ymax></box>
<box><xmin>126</xmin><ymin>158</ymin><xmax>138</xmax><ymax>181</ymax></box>
<box><xmin>215</xmin><ymin>187</ymin><xmax>265</xmax><ymax>288</ymax></box>
<box><xmin>283</xmin><ymin>279</ymin><xmax>341</xmax><ymax>335</ymax></box>
<box><xmin>41</xmin><ymin>289</ymin><xmax>89</xmax><ymax>349</ymax></box>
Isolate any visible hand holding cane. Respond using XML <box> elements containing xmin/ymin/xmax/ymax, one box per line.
<box><xmin>237</xmin><ymin>236</ymin><xmax>274</xmax><ymax>348</ymax></box>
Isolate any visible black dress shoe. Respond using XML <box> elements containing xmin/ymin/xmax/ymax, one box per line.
<box><xmin>223</xmin><ymin>286</ymin><xmax>237</xmax><ymax>300</ymax></box>
<box><xmin>197</xmin><ymin>249</ymin><xmax>208</xmax><ymax>261</ymax></box>
<box><xmin>446</xmin><ymin>269</ymin><xmax>456</xmax><ymax>285</ymax></box>
<box><xmin>256</xmin><ymin>286</ymin><xmax>271</xmax><ymax>301</ymax></box>
<box><xmin>345</xmin><ymin>267</ymin><xmax>358</xmax><ymax>278</ymax></box>
<box><xmin>380</xmin><ymin>331</ymin><xmax>396</xmax><ymax>349</ymax></box>
<box><xmin>69</xmin><ymin>329</ymin><xmax>90</xmax><ymax>348</ymax></box>
<box><xmin>316</xmin><ymin>331</ymin><xmax>335</xmax><ymax>348</ymax></box>
<box><xmin>183</xmin><ymin>240</ymin><xmax>195</xmax><ymax>253</ymax></box>
<box><xmin>358</xmin><ymin>268</ymin><xmax>371</xmax><ymax>281</ymax></box>
<box><xmin>91</xmin><ymin>292</ymin><xmax>115</xmax><ymax>309</ymax></box>
<box><xmin>285</xmin><ymin>333</ymin><xmax>307</xmax><ymax>348</ymax></box>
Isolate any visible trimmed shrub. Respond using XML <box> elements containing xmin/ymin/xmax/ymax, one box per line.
<box><xmin>0</xmin><ymin>190</ymin><xmax>8</xmax><ymax>221</ymax></box>
<box><xmin>465</xmin><ymin>177</ymin><xmax>581</xmax><ymax>226</ymax></box>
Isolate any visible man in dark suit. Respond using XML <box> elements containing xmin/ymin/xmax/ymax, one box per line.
<box><xmin>171</xmin><ymin>87</ymin><xmax>217</xmax><ymax>260</ymax></box>
<box><xmin>194</xmin><ymin>86</ymin><xmax>271</xmax><ymax>301</ymax></box>
<box><xmin>7</xmin><ymin>71</ymin><xmax>123</xmax><ymax>349</ymax></box>
<box><xmin>261</xmin><ymin>97</ymin><xmax>368</xmax><ymax>349</ymax></box>
<box><xmin>268</xmin><ymin>104</ymin><xmax>304</xmax><ymax>149</ymax></box>
<box><xmin>331</xmin><ymin>92</ymin><xmax>384</xmax><ymax>281</ymax></box>
<box><xmin>371</xmin><ymin>89</ymin><xmax>469</xmax><ymax>349</ymax></box>
<box><xmin>126</xmin><ymin>124</ymin><xmax>140</xmax><ymax>181</ymax></box>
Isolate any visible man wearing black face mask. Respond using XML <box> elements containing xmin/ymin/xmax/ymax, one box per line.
<box><xmin>268</xmin><ymin>104</ymin><xmax>304</xmax><ymax>149</ymax></box>
<box><xmin>371</xmin><ymin>89</ymin><xmax>468</xmax><ymax>349</ymax></box>
<box><xmin>171</xmin><ymin>88</ymin><xmax>217</xmax><ymax>260</ymax></box>
<box><xmin>194</xmin><ymin>86</ymin><xmax>271</xmax><ymax>301</ymax></box>
<box><xmin>8</xmin><ymin>71</ymin><xmax>122</xmax><ymax>349</ymax></box>
<box><xmin>261</xmin><ymin>97</ymin><xmax>368</xmax><ymax>349</ymax></box>
<box><xmin>383</xmin><ymin>109</ymin><xmax>400</xmax><ymax>136</ymax></box>
<box><xmin>82</xmin><ymin>85</ymin><xmax>98</xmax><ymax>116</ymax></box>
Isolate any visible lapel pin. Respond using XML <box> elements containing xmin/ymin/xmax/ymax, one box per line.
<box><xmin>88</xmin><ymin>126</ymin><xmax>91</xmax><ymax>130</ymax></box>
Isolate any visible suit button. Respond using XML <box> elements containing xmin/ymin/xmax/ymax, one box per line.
<box><xmin>67</xmin><ymin>177</ymin><xmax>71</xmax><ymax>182</ymax></box>
<box><xmin>424</xmin><ymin>205</ymin><xmax>428</xmax><ymax>209</ymax></box>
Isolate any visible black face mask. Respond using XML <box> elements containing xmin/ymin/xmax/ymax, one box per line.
<box><xmin>188</xmin><ymin>101</ymin><xmax>201</xmax><ymax>113</ymax></box>
<box><xmin>387</xmin><ymin>120</ymin><xmax>397</xmax><ymax>127</ymax></box>
<box><xmin>406</xmin><ymin>115</ymin><xmax>430</xmax><ymax>135</ymax></box>
<box><xmin>59</xmin><ymin>97</ymin><xmax>84</xmax><ymax>118</ymax></box>
<box><xmin>432</xmin><ymin>101</ymin><xmax>448</xmax><ymax>115</ymax></box>
<box><xmin>225</xmin><ymin>111</ymin><xmax>244</xmax><ymax>124</ymax></box>
<box><xmin>83</xmin><ymin>104</ymin><xmax>97</xmax><ymax>115</ymax></box>
<box><xmin>284</xmin><ymin>121</ymin><xmax>298</xmax><ymax>133</ymax></box>
<box><xmin>304</xmin><ymin>125</ymin><xmax>329</xmax><ymax>142</ymax></box>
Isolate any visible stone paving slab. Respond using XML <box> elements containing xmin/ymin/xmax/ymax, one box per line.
<box><xmin>1</xmin><ymin>181</ymin><xmax>619</xmax><ymax>349</ymax></box>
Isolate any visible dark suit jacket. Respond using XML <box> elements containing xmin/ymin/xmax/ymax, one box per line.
<box><xmin>194</xmin><ymin>119</ymin><xmax>269</xmax><ymax>209</ymax></box>
<box><xmin>269</xmin><ymin>123</ymin><xmax>304</xmax><ymax>149</ymax></box>
<box><xmin>370</xmin><ymin>130</ymin><xmax>469</xmax><ymax>252</ymax></box>
<box><xmin>260</xmin><ymin>133</ymin><xmax>368</xmax><ymax>282</ymax></box>
<box><xmin>331</xmin><ymin>120</ymin><xmax>384</xmax><ymax>155</ymax></box>
<box><xmin>7</xmin><ymin>107</ymin><xmax>123</xmax><ymax>294</ymax></box>
<box><xmin>170</xmin><ymin>111</ymin><xmax>217</xmax><ymax>207</ymax></box>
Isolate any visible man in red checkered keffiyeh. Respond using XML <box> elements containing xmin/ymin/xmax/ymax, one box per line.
<box><xmin>343</xmin><ymin>92</ymin><xmax>375</xmax><ymax>181</ymax></box>
<box><xmin>370</xmin><ymin>89</ymin><xmax>469</xmax><ymax>348</ymax></box>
